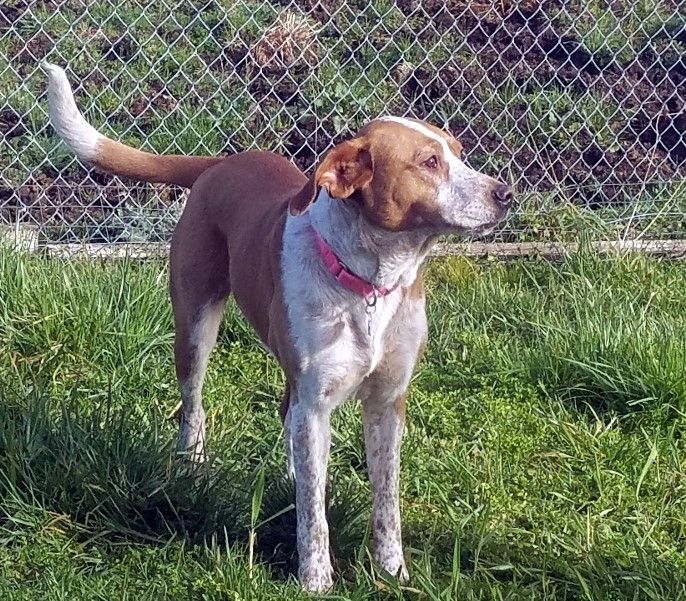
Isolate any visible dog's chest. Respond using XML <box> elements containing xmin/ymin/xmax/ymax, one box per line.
<box><xmin>283</xmin><ymin>270</ymin><xmax>402</xmax><ymax>395</ymax></box>
<box><xmin>353</xmin><ymin>294</ymin><xmax>401</xmax><ymax>371</ymax></box>
<box><xmin>281</xmin><ymin>213</ymin><xmax>412</xmax><ymax>405</ymax></box>
<box><xmin>313</xmin><ymin>295</ymin><xmax>403</xmax><ymax>404</ymax></box>
<box><xmin>291</xmin><ymin>290</ymin><xmax>402</xmax><ymax>376</ymax></box>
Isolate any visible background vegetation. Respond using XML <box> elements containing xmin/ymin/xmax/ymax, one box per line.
<box><xmin>1</xmin><ymin>2</ymin><xmax>686</xmax><ymax>597</ymax></box>
<box><xmin>1</xmin><ymin>0</ymin><xmax>685</xmax><ymax>242</ymax></box>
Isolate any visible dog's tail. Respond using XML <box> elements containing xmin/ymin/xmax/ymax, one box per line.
<box><xmin>42</xmin><ymin>62</ymin><xmax>223</xmax><ymax>188</ymax></box>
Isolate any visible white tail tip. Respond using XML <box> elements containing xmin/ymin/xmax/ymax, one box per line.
<box><xmin>42</xmin><ymin>61</ymin><xmax>101</xmax><ymax>161</ymax></box>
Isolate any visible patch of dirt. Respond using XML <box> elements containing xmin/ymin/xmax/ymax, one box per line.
<box><xmin>6</xmin><ymin>172</ymin><xmax>114</xmax><ymax>228</ymax></box>
<box><xmin>0</xmin><ymin>1</ymin><xmax>29</xmax><ymax>27</ymax></box>
<box><xmin>395</xmin><ymin>0</ymin><xmax>564</xmax><ymax>33</ymax></box>
<box><xmin>15</xmin><ymin>30</ymin><xmax>52</xmax><ymax>64</ymax></box>
<box><xmin>4</xmin><ymin>171</ymin><xmax>186</xmax><ymax>239</ymax></box>
<box><xmin>103</xmin><ymin>34</ymin><xmax>138</xmax><ymax>62</ymax></box>
<box><xmin>82</xmin><ymin>68</ymin><xmax>109</xmax><ymax>90</ymax></box>
<box><xmin>284</xmin><ymin>118</ymin><xmax>347</xmax><ymax>172</ymax></box>
<box><xmin>0</xmin><ymin>108</ymin><xmax>25</xmax><ymax>139</ymax></box>
<box><xmin>129</xmin><ymin>91</ymin><xmax>178</xmax><ymax>120</ymax></box>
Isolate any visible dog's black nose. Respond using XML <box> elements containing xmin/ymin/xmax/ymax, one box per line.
<box><xmin>492</xmin><ymin>184</ymin><xmax>514</xmax><ymax>207</ymax></box>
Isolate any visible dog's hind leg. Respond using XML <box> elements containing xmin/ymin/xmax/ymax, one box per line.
<box><xmin>173</xmin><ymin>299</ymin><xmax>225</xmax><ymax>459</ymax></box>
<box><xmin>170</xmin><ymin>226</ymin><xmax>230</xmax><ymax>460</ymax></box>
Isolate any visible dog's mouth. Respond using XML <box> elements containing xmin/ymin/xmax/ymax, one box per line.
<box><xmin>474</xmin><ymin>213</ymin><xmax>509</xmax><ymax>236</ymax></box>
<box><xmin>468</xmin><ymin>223</ymin><xmax>497</xmax><ymax>237</ymax></box>
<box><xmin>447</xmin><ymin>207</ymin><xmax>511</xmax><ymax>239</ymax></box>
<box><xmin>479</xmin><ymin>201</ymin><xmax>514</xmax><ymax>233</ymax></box>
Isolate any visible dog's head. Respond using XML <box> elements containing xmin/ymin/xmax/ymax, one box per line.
<box><xmin>289</xmin><ymin>116</ymin><xmax>513</xmax><ymax>236</ymax></box>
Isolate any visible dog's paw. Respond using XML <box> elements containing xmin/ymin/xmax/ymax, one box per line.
<box><xmin>374</xmin><ymin>549</ymin><xmax>409</xmax><ymax>585</ymax></box>
<box><xmin>299</xmin><ymin>561</ymin><xmax>334</xmax><ymax>594</ymax></box>
<box><xmin>177</xmin><ymin>412</ymin><xmax>207</xmax><ymax>463</ymax></box>
<box><xmin>175</xmin><ymin>444</ymin><xmax>207</xmax><ymax>466</ymax></box>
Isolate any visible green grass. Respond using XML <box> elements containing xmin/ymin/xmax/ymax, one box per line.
<box><xmin>1</xmin><ymin>246</ymin><xmax>686</xmax><ymax>599</ymax></box>
<box><xmin>499</xmin><ymin>180</ymin><xmax>686</xmax><ymax>242</ymax></box>
<box><xmin>556</xmin><ymin>0</ymin><xmax>683</xmax><ymax>65</ymax></box>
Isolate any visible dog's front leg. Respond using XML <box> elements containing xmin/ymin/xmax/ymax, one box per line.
<box><xmin>362</xmin><ymin>393</ymin><xmax>409</xmax><ymax>582</ymax></box>
<box><xmin>290</xmin><ymin>400</ymin><xmax>334</xmax><ymax>593</ymax></box>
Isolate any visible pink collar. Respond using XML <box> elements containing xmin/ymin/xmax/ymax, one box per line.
<box><xmin>311</xmin><ymin>226</ymin><xmax>398</xmax><ymax>299</ymax></box>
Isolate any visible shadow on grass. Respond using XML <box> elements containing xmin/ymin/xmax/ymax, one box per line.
<box><xmin>2</xmin><ymin>381</ymin><xmax>685</xmax><ymax>597</ymax></box>
<box><xmin>0</xmin><ymin>385</ymin><xmax>372</xmax><ymax>582</ymax></box>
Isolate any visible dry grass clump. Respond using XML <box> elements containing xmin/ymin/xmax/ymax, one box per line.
<box><xmin>251</xmin><ymin>11</ymin><xmax>321</xmax><ymax>73</ymax></box>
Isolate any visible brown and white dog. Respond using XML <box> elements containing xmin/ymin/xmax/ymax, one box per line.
<box><xmin>44</xmin><ymin>62</ymin><xmax>513</xmax><ymax>593</ymax></box>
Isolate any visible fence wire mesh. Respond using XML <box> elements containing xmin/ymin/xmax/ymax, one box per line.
<box><xmin>1</xmin><ymin>1</ymin><xmax>685</xmax><ymax>252</ymax></box>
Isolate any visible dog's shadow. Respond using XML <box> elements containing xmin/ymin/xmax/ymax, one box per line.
<box><xmin>1</xmin><ymin>394</ymin><xmax>370</xmax><ymax>582</ymax></box>
<box><xmin>5</xmin><ymin>395</ymin><xmax>680</xmax><ymax>597</ymax></box>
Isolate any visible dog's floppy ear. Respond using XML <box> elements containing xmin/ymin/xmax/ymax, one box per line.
<box><xmin>289</xmin><ymin>138</ymin><xmax>373</xmax><ymax>216</ymax></box>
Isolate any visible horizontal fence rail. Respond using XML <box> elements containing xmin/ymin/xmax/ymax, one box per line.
<box><xmin>1</xmin><ymin>1</ymin><xmax>685</xmax><ymax>252</ymax></box>
<box><xmin>8</xmin><ymin>239</ymin><xmax>684</xmax><ymax>261</ymax></box>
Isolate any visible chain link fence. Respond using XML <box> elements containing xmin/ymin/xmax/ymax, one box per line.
<box><xmin>1</xmin><ymin>1</ymin><xmax>685</xmax><ymax>253</ymax></box>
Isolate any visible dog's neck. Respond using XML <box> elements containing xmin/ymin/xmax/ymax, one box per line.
<box><xmin>308</xmin><ymin>189</ymin><xmax>437</xmax><ymax>291</ymax></box>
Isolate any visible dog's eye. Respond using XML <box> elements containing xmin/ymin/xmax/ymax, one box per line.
<box><xmin>422</xmin><ymin>155</ymin><xmax>439</xmax><ymax>170</ymax></box>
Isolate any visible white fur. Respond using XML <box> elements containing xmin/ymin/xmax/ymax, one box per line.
<box><xmin>362</xmin><ymin>399</ymin><xmax>407</xmax><ymax>580</ymax></box>
<box><xmin>284</xmin><ymin>190</ymin><xmax>431</xmax><ymax>387</ymax></box>
<box><xmin>357</xmin><ymin>290</ymin><xmax>427</xmax><ymax>582</ymax></box>
<box><xmin>283</xmin><ymin>399</ymin><xmax>296</xmax><ymax>479</ymax></box>
<box><xmin>280</xmin><ymin>189</ymin><xmax>434</xmax><ymax>592</ymax></box>
<box><xmin>42</xmin><ymin>61</ymin><xmax>102</xmax><ymax>161</ymax></box>
<box><xmin>378</xmin><ymin>116</ymin><xmax>499</xmax><ymax>231</ymax></box>
<box><xmin>379</xmin><ymin>115</ymin><xmax>455</xmax><ymax>156</ymax></box>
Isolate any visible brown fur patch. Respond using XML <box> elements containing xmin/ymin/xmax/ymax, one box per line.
<box><xmin>289</xmin><ymin>139</ymin><xmax>373</xmax><ymax>215</ymax></box>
